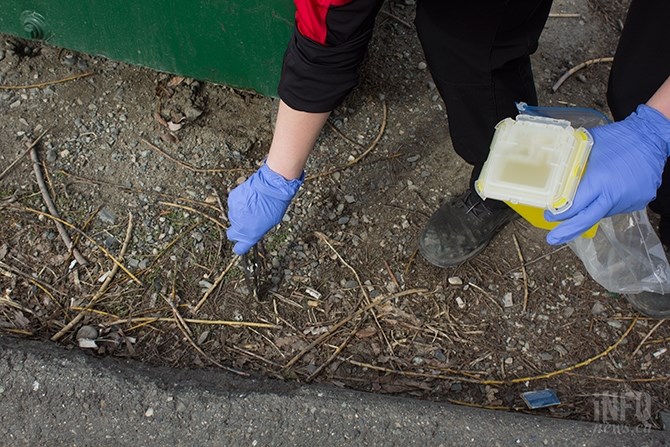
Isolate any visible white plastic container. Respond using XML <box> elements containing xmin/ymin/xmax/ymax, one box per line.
<box><xmin>475</xmin><ymin>114</ymin><xmax>596</xmax><ymax>236</ymax></box>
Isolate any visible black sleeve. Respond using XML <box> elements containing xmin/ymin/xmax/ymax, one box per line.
<box><xmin>278</xmin><ymin>0</ymin><xmax>384</xmax><ymax>113</ymax></box>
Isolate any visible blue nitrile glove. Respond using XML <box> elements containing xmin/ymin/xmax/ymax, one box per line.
<box><xmin>544</xmin><ymin>104</ymin><xmax>670</xmax><ymax>245</ymax></box>
<box><xmin>226</xmin><ymin>163</ymin><xmax>303</xmax><ymax>255</ymax></box>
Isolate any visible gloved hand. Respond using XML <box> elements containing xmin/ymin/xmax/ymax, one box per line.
<box><xmin>545</xmin><ymin>104</ymin><xmax>670</xmax><ymax>245</ymax></box>
<box><xmin>226</xmin><ymin>163</ymin><xmax>303</xmax><ymax>255</ymax></box>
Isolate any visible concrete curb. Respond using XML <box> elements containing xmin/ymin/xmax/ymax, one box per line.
<box><xmin>0</xmin><ymin>337</ymin><xmax>667</xmax><ymax>446</ymax></box>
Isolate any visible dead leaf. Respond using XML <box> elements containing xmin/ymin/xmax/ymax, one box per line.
<box><xmin>167</xmin><ymin>76</ymin><xmax>185</xmax><ymax>87</ymax></box>
<box><xmin>355</xmin><ymin>326</ymin><xmax>377</xmax><ymax>338</ymax></box>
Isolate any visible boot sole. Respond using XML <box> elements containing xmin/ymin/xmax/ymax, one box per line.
<box><xmin>418</xmin><ymin>238</ymin><xmax>489</xmax><ymax>268</ymax></box>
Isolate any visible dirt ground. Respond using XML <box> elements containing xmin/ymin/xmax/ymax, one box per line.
<box><xmin>1</xmin><ymin>0</ymin><xmax>668</xmax><ymax>429</ymax></box>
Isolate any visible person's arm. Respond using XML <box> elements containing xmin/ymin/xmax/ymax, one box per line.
<box><xmin>545</xmin><ymin>75</ymin><xmax>670</xmax><ymax>245</ymax></box>
<box><xmin>225</xmin><ymin>1</ymin><xmax>384</xmax><ymax>255</ymax></box>
<box><xmin>647</xmin><ymin>75</ymin><xmax>670</xmax><ymax>119</ymax></box>
<box><xmin>265</xmin><ymin>100</ymin><xmax>330</xmax><ymax>180</ymax></box>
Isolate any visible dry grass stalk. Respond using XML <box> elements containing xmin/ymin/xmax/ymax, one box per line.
<box><xmin>51</xmin><ymin>212</ymin><xmax>134</xmax><ymax>341</ymax></box>
<box><xmin>0</xmin><ymin>72</ymin><xmax>94</xmax><ymax>90</ymax></box>
<box><xmin>512</xmin><ymin>234</ymin><xmax>529</xmax><ymax>312</ymax></box>
<box><xmin>307</xmin><ymin>101</ymin><xmax>387</xmax><ymax>181</ymax></box>
<box><xmin>193</xmin><ymin>256</ymin><xmax>239</xmax><ymax>314</ymax></box>
<box><xmin>282</xmin><ymin>288</ymin><xmax>426</xmax><ymax>371</ymax></box>
<box><xmin>20</xmin><ymin>206</ymin><xmax>141</xmax><ymax>285</ymax></box>
<box><xmin>315</xmin><ymin>231</ymin><xmax>393</xmax><ymax>354</ymax></box>
<box><xmin>161</xmin><ymin>293</ymin><xmax>249</xmax><ymax>376</ymax></box>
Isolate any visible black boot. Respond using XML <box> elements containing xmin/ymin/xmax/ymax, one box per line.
<box><xmin>419</xmin><ymin>190</ymin><xmax>517</xmax><ymax>267</ymax></box>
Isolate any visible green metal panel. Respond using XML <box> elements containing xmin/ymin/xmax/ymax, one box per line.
<box><xmin>0</xmin><ymin>1</ymin><xmax>295</xmax><ymax>96</ymax></box>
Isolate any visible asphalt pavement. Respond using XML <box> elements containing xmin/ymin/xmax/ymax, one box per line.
<box><xmin>0</xmin><ymin>337</ymin><xmax>667</xmax><ymax>446</ymax></box>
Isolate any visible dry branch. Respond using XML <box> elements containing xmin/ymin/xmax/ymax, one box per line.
<box><xmin>51</xmin><ymin>212</ymin><xmax>134</xmax><ymax>341</ymax></box>
<box><xmin>30</xmin><ymin>138</ymin><xmax>88</xmax><ymax>266</ymax></box>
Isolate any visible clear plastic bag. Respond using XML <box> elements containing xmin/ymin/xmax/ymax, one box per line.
<box><xmin>516</xmin><ymin>103</ymin><xmax>670</xmax><ymax>294</ymax></box>
<box><xmin>567</xmin><ymin>211</ymin><xmax>670</xmax><ymax>294</ymax></box>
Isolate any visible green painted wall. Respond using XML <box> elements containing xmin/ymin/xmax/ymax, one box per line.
<box><xmin>0</xmin><ymin>1</ymin><xmax>295</xmax><ymax>96</ymax></box>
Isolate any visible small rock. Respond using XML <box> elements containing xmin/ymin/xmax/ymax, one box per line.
<box><xmin>455</xmin><ymin>296</ymin><xmax>466</xmax><ymax>309</ymax></box>
<box><xmin>62</xmin><ymin>54</ymin><xmax>77</xmax><ymax>66</ymax></box>
<box><xmin>76</xmin><ymin>325</ymin><xmax>98</xmax><ymax>340</ymax></box>
<box><xmin>337</xmin><ymin>216</ymin><xmax>350</xmax><ymax>225</ymax></box>
<box><xmin>539</xmin><ymin>352</ymin><xmax>554</xmax><ymax>361</ymax></box>
<box><xmin>305</xmin><ymin>287</ymin><xmax>322</xmax><ymax>299</ymax></box>
<box><xmin>591</xmin><ymin>301</ymin><xmax>606</xmax><ymax>316</ymax></box>
<box><xmin>145</xmin><ymin>407</ymin><xmax>154</xmax><ymax>417</ymax></box>
<box><xmin>434</xmin><ymin>349</ymin><xmax>447</xmax><ymax>362</ymax></box>
<box><xmin>448</xmin><ymin>276</ymin><xmax>463</xmax><ymax>286</ymax></box>
<box><xmin>104</xmin><ymin>236</ymin><xmax>119</xmax><ymax>250</ymax></box>
<box><xmin>344</xmin><ymin>280</ymin><xmax>358</xmax><ymax>289</ymax></box>
<box><xmin>607</xmin><ymin>320</ymin><xmax>623</xmax><ymax>329</ymax></box>
<box><xmin>418</xmin><ymin>61</ymin><xmax>427</xmax><ymax>70</ymax></box>
<box><xmin>344</xmin><ymin>195</ymin><xmax>356</xmax><ymax>203</ymax></box>
<box><xmin>412</xmin><ymin>356</ymin><xmax>425</xmax><ymax>366</ymax></box>
<box><xmin>502</xmin><ymin>292</ymin><xmax>514</xmax><ymax>308</ymax></box>
<box><xmin>562</xmin><ymin>306</ymin><xmax>575</xmax><ymax>319</ymax></box>
<box><xmin>406</xmin><ymin>154</ymin><xmax>420</xmax><ymax>163</ymax></box>
<box><xmin>577</xmin><ymin>74</ymin><xmax>588</xmax><ymax>83</ymax></box>
<box><xmin>0</xmin><ymin>49</ymin><xmax>5</xmax><ymax>61</ymax></box>
<box><xmin>450</xmin><ymin>382</ymin><xmax>463</xmax><ymax>392</ymax></box>
<box><xmin>660</xmin><ymin>411</ymin><xmax>670</xmax><ymax>431</ymax></box>
<box><xmin>184</xmin><ymin>106</ymin><xmax>203</xmax><ymax>121</ymax></box>
<box><xmin>46</xmin><ymin>149</ymin><xmax>57</xmax><ymax>163</ymax></box>
<box><xmin>175</xmin><ymin>401</ymin><xmax>187</xmax><ymax>413</ymax></box>
<box><xmin>554</xmin><ymin>344</ymin><xmax>568</xmax><ymax>357</ymax></box>
<box><xmin>97</xmin><ymin>207</ymin><xmax>117</xmax><ymax>225</ymax></box>
<box><xmin>504</xmin><ymin>357</ymin><xmax>514</xmax><ymax>365</ymax></box>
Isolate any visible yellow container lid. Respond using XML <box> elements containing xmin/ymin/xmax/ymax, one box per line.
<box><xmin>475</xmin><ymin>115</ymin><xmax>593</xmax><ymax>214</ymax></box>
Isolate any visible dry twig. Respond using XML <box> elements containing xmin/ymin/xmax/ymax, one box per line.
<box><xmin>193</xmin><ymin>256</ymin><xmax>239</xmax><ymax>313</ymax></box>
<box><xmin>30</xmin><ymin>138</ymin><xmax>88</xmax><ymax>266</ymax></box>
<box><xmin>51</xmin><ymin>213</ymin><xmax>134</xmax><ymax>341</ymax></box>
<box><xmin>630</xmin><ymin>320</ymin><xmax>665</xmax><ymax>358</ymax></box>
<box><xmin>0</xmin><ymin>128</ymin><xmax>49</xmax><ymax>181</ymax></box>
<box><xmin>159</xmin><ymin>201</ymin><xmax>227</xmax><ymax>231</ymax></box>
<box><xmin>141</xmin><ymin>139</ymin><xmax>246</xmax><ymax>174</ymax></box>
<box><xmin>282</xmin><ymin>288</ymin><xmax>426</xmax><ymax>371</ymax></box>
<box><xmin>307</xmin><ymin>101</ymin><xmax>387</xmax><ymax>181</ymax></box>
<box><xmin>512</xmin><ymin>234</ymin><xmax>529</xmax><ymax>312</ymax></box>
<box><xmin>315</xmin><ymin>231</ymin><xmax>393</xmax><ymax>354</ymax></box>
<box><xmin>161</xmin><ymin>293</ymin><xmax>249</xmax><ymax>376</ymax></box>
<box><xmin>0</xmin><ymin>72</ymin><xmax>94</xmax><ymax>90</ymax></box>
<box><xmin>19</xmin><ymin>206</ymin><xmax>141</xmax><ymax>284</ymax></box>
<box><xmin>552</xmin><ymin>57</ymin><xmax>614</xmax><ymax>92</ymax></box>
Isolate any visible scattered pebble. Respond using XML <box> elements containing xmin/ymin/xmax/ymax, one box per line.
<box><xmin>418</xmin><ymin>61</ymin><xmax>427</xmax><ymax>70</ymax></box>
<box><xmin>76</xmin><ymin>325</ymin><xmax>98</xmax><ymax>340</ymax></box>
<box><xmin>145</xmin><ymin>407</ymin><xmax>154</xmax><ymax>417</ymax></box>
<box><xmin>448</xmin><ymin>276</ymin><xmax>463</xmax><ymax>286</ymax></box>
<box><xmin>97</xmin><ymin>207</ymin><xmax>117</xmax><ymax>225</ymax></box>
<box><xmin>502</xmin><ymin>293</ymin><xmax>514</xmax><ymax>308</ymax></box>
<box><xmin>591</xmin><ymin>301</ymin><xmax>606</xmax><ymax>316</ymax></box>
<box><xmin>455</xmin><ymin>297</ymin><xmax>466</xmax><ymax>309</ymax></box>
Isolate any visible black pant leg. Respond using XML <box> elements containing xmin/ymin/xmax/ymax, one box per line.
<box><xmin>607</xmin><ymin>0</ymin><xmax>670</xmax><ymax>220</ymax></box>
<box><xmin>415</xmin><ymin>0</ymin><xmax>553</xmax><ymax>196</ymax></box>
